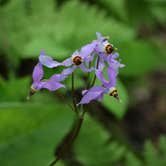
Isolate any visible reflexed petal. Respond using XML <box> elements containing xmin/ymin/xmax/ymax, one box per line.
<box><xmin>31</xmin><ymin>82</ymin><xmax>44</xmax><ymax>91</ymax></box>
<box><xmin>95</xmin><ymin>69</ymin><xmax>109</xmax><ymax>86</ymax></box>
<box><xmin>31</xmin><ymin>73</ymin><xmax>65</xmax><ymax>92</ymax></box>
<box><xmin>39</xmin><ymin>54</ymin><xmax>61</xmax><ymax>68</ymax></box>
<box><xmin>98</xmin><ymin>57</ymin><xmax>105</xmax><ymax>71</ymax></box>
<box><xmin>49</xmin><ymin>73</ymin><xmax>66</xmax><ymax>82</ymax></box>
<box><xmin>78</xmin><ymin>86</ymin><xmax>106</xmax><ymax>105</ymax></box>
<box><xmin>32</xmin><ymin>63</ymin><xmax>43</xmax><ymax>82</ymax></box>
<box><xmin>107</xmin><ymin>67</ymin><xmax>117</xmax><ymax>87</ymax></box>
<box><xmin>96</xmin><ymin>32</ymin><xmax>103</xmax><ymax>41</ymax></box>
<box><xmin>79</xmin><ymin>64</ymin><xmax>94</xmax><ymax>72</ymax></box>
<box><xmin>112</xmin><ymin>53</ymin><xmax>119</xmax><ymax>59</ymax></box>
<box><xmin>85</xmin><ymin>52</ymin><xmax>95</xmax><ymax>65</ymax></box>
<box><xmin>61</xmin><ymin>66</ymin><xmax>76</xmax><ymax>77</ymax></box>
<box><xmin>80</xmin><ymin>41</ymin><xmax>96</xmax><ymax>58</ymax></box>
<box><xmin>87</xmin><ymin>86</ymin><xmax>106</xmax><ymax>92</ymax></box>
<box><xmin>42</xmin><ymin>80</ymin><xmax>65</xmax><ymax>91</ymax></box>
<box><xmin>61</xmin><ymin>57</ymin><xmax>72</xmax><ymax>67</ymax></box>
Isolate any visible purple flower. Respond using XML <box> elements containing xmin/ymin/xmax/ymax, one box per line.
<box><xmin>77</xmin><ymin>85</ymin><xmax>107</xmax><ymax>105</ymax></box>
<box><xmin>97</xmin><ymin>52</ymin><xmax>121</xmax><ymax>71</ymax></box>
<box><xmin>87</xmin><ymin>32</ymin><xmax>120</xmax><ymax>71</ymax></box>
<box><xmin>30</xmin><ymin>63</ymin><xmax>65</xmax><ymax>95</ymax></box>
<box><xmin>39</xmin><ymin>50</ymin><xmax>61</xmax><ymax>68</ymax></box>
<box><xmin>78</xmin><ymin>59</ymin><xmax>124</xmax><ymax>105</ymax></box>
<box><xmin>95</xmin><ymin>32</ymin><xmax>115</xmax><ymax>55</ymax></box>
<box><xmin>39</xmin><ymin>42</ymin><xmax>96</xmax><ymax>77</ymax></box>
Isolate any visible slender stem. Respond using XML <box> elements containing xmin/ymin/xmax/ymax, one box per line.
<box><xmin>71</xmin><ymin>73</ymin><xmax>79</xmax><ymax>114</ymax></box>
<box><xmin>91</xmin><ymin>57</ymin><xmax>100</xmax><ymax>86</ymax></box>
<box><xmin>87</xmin><ymin>61</ymin><xmax>92</xmax><ymax>88</ymax></box>
<box><xmin>49</xmin><ymin>109</ymin><xmax>86</xmax><ymax>166</ymax></box>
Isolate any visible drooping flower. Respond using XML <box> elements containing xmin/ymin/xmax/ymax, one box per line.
<box><xmin>95</xmin><ymin>32</ymin><xmax>116</xmax><ymax>55</ymax></box>
<box><xmin>97</xmin><ymin>52</ymin><xmax>122</xmax><ymax>71</ymax></box>
<box><xmin>39</xmin><ymin>42</ymin><xmax>96</xmax><ymax>77</ymax></box>
<box><xmin>29</xmin><ymin>63</ymin><xmax>65</xmax><ymax>96</ymax></box>
<box><xmin>86</xmin><ymin>32</ymin><xmax>119</xmax><ymax>71</ymax></box>
<box><xmin>78</xmin><ymin>59</ymin><xmax>124</xmax><ymax>105</ymax></box>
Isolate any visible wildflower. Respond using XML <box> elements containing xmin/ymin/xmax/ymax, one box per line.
<box><xmin>39</xmin><ymin>43</ymin><xmax>96</xmax><ymax>76</ymax></box>
<box><xmin>95</xmin><ymin>32</ymin><xmax>116</xmax><ymax>55</ymax></box>
<box><xmin>87</xmin><ymin>32</ymin><xmax>119</xmax><ymax>71</ymax></box>
<box><xmin>29</xmin><ymin>63</ymin><xmax>65</xmax><ymax>96</ymax></box>
<box><xmin>78</xmin><ymin>59</ymin><xmax>124</xmax><ymax>105</ymax></box>
<box><xmin>97</xmin><ymin>52</ymin><xmax>121</xmax><ymax>71</ymax></box>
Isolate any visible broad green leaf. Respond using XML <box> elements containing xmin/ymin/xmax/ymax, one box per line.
<box><xmin>0</xmin><ymin>97</ymin><xmax>74</xmax><ymax>166</ymax></box>
<box><xmin>0</xmin><ymin>77</ymin><xmax>30</xmax><ymax>101</ymax></box>
<box><xmin>0</xmin><ymin>0</ymin><xmax>135</xmax><ymax>61</ymax></box>
<box><xmin>118</xmin><ymin>41</ymin><xmax>160</xmax><ymax>76</ymax></box>
<box><xmin>74</xmin><ymin>115</ymin><xmax>126</xmax><ymax>166</ymax></box>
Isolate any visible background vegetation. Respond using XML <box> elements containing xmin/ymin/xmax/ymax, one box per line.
<box><xmin>0</xmin><ymin>0</ymin><xmax>165</xmax><ymax>165</ymax></box>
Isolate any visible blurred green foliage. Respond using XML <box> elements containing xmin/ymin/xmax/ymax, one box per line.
<box><xmin>0</xmin><ymin>0</ymin><xmax>165</xmax><ymax>165</ymax></box>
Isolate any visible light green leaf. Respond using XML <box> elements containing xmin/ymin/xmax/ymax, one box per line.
<box><xmin>97</xmin><ymin>0</ymin><xmax>128</xmax><ymax>22</ymax></box>
<box><xmin>23</xmin><ymin>36</ymin><xmax>69</xmax><ymax>60</ymax></box>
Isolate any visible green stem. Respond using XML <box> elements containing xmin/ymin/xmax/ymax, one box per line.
<box><xmin>49</xmin><ymin>109</ymin><xmax>86</xmax><ymax>166</ymax></box>
<box><xmin>87</xmin><ymin>61</ymin><xmax>92</xmax><ymax>88</ymax></box>
<box><xmin>91</xmin><ymin>57</ymin><xmax>100</xmax><ymax>87</ymax></box>
<box><xmin>71</xmin><ymin>73</ymin><xmax>79</xmax><ymax>114</ymax></box>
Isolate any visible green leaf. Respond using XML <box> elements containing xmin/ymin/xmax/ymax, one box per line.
<box><xmin>0</xmin><ymin>77</ymin><xmax>30</xmax><ymax>101</ymax></box>
<box><xmin>102</xmin><ymin>80</ymin><xmax>129</xmax><ymax>118</ymax></box>
<box><xmin>144</xmin><ymin>140</ymin><xmax>159</xmax><ymax>166</ymax></box>
<box><xmin>97</xmin><ymin>0</ymin><xmax>128</xmax><ymax>22</ymax></box>
<box><xmin>125</xmin><ymin>0</ymin><xmax>153</xmax><ymax>26</ymax></box>
<box><xmin>0</xmin><ymin>0</ymin><xmax>135</xmax><ymax>61</ymax></box>
<box><xmin>151</xmin><ymin>6</ymin><xmax>166</xmax><ymax>24</ymax></box>
<box><xmin>0</xmin><ymin>97</ymin><xmax>74</xmax><ymax>166</ymax></box>
<box><xmin>23</xmin><ymin>36</ymin><xmax>69</xmax><ymax>60</ymax></box>
<box><xmin>74</xmin><ymin>115</ymin><xmax>126</xmax><ymax>166</ymax></box>
<box><xmin>125</xmin><ymin>152</ymin><xmax>142</xmax><ymax>166</ymax></box>
<box><xmin>118</xmin><ymin>41</ymin><xmax>159</xmax><ymax>76</ymax></box>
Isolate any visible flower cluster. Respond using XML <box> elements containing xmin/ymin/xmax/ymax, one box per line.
<box><xmin>30</xmin><ymin>32</ymin><xmax>124</xmax><ymax>105</ymax></box>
